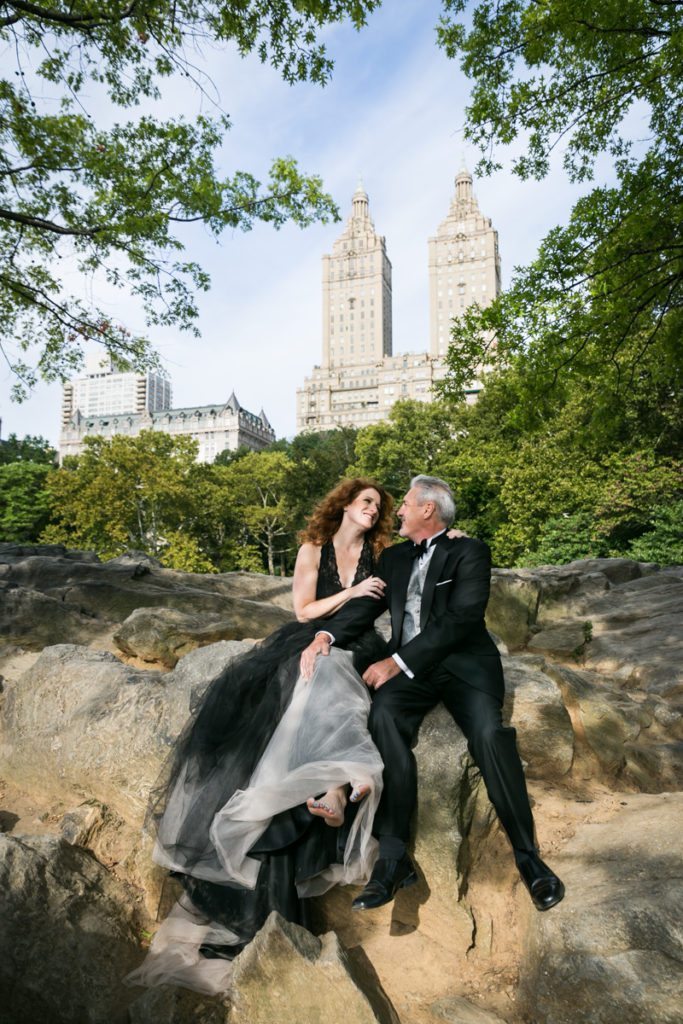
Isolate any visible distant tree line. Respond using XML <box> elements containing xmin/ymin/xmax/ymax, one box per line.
<box><xmin>2</xmin><ymin>356</ymin><xmax>680</xmax><ymax>573</ymax></box>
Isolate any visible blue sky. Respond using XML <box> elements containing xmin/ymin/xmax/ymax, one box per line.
<box><xmin>0</xmin><ymin>1</ymin><xmax>606</xmax><ymax>444</ymax></box>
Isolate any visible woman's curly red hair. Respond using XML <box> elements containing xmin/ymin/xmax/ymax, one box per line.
<box><xmin>299</xmin><ymin>478</ymin><xmax>394</xmax><ymax>559</ymax></box>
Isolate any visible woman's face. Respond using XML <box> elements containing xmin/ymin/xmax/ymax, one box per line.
<box><xmin>343</xmin><ymin>487</ymin><xmax>382</xmax><ymax>532</ymax></box>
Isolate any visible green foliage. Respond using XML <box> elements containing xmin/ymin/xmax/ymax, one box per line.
<box><xmin>0</xmin><ymin>461</ymin><xmax>53</xmax><ymax>541</ymax></box>
<box><xmin>41</xmin><ymin>430</ymin><xmax>207</xmax><ymax>564</ymax></box>
<box><xmin>161</xmin><ymin>531</ymin><xmax>217</xmax><ymax>574</ymax></box>
<box><xmin>436</xmin><ymin>1</ymin><xmax>683</xmax><ymax>431</ymax></box>
<box><xmin>522</xmin><ymin>514</ymin><xmax>609</xmax><ymax>568</ymax></box>
<box><xmin>0</xmin><ymin>433</ymin><xmax>56</xmax><ymax>465</ymax></box>
<box><xmin>1</xmin><ymin>1</ymin><xmax>380</xmax><ymax>396</ymax></box>
<box><xmin>349</xmin><ymin>400</ymin><xmax>458</xmax><ymax>496</ymax></box>
<box><xmin>221</xmin><ymin>450</ymin><xmax>299</xmax><ymax>575</ymax></box>
<box><xmin>627</xmin><ymin>501</ymin><xmax>683</xmax><ymax>565</ymax></box>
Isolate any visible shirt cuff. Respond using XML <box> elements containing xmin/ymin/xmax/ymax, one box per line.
<box><xmin>315</xmin><ymin>630</ymin><xmax>335</xmax><ymax>644</ymax></box>
<box><xmin>392</xmin><ymin>652</ymin><xmax>414</xmax><ymax>679</ymax></box>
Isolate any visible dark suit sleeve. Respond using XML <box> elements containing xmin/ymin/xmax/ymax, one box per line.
<box><xmin>396</xmin><ymin>540</ymin><xmax>492</xmax><ymax>677</ymax></box>
<box><xmin>311</xmin><ymin>547</ymin><xmax>389</xmax><ymax>645</ymax></box>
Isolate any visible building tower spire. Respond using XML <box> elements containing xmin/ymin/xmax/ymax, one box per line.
<box><xmin>352</xmin><ymin>177</ymin><xmax>369</xmax><ymax>219</ymax></box>
<box><xmin>455</xmin><ymin>163</ymin><xmax>474</xmax><ymax>203</ymax></box>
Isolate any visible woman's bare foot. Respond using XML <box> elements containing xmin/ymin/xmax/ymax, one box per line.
<box><xmin>307</xmin><ymin>787</ymin><xmax>346</xmax><ymax>827</ymax></box>
<box><xmin>350</xmin><ymin>783</ymin><xmax>371</xmax><ymax>804</ymax></box>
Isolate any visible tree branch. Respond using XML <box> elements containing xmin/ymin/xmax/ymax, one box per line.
<box><xmin>0</xmin><ymin>206</ymin><xmax>103</xmax><ymax>236</ymax></box>
<box><xmin>2</xmin><ymin>0</ymin><xmax>141</xmax><ymax>31</ymax></box>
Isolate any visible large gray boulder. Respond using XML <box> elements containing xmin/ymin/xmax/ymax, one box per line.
<box><xmin>0</xmin><ymin>548</ymin><xmax>294</xmax><ymax>653</ymax></box>
<box><xmin>502</xmin><ymin>656</ymin><xmax>574</xmax><ymax>780</ymax></box>
<box><xmin>114</xmin><ymin>602</ymin><xmax>292</xmax><ymax>667</ymax></box>
<box><xmin>486</xmin><ymin>560</ymin><xmax>664</xmax><ymax>652</ymax></box>
<box><xmin>519</xmin><ymin>793</ymin><xmax>683</xmax><ymax>1024</ymax></box>
<box><xmin>0</xmin><ymin>833</ymin><xmax>141</xmax><ymax>1024</ymax></box>
<box><xmin>0</xmin><ymin>583</ymin><xmax>112</xmax><ymax>649</ymax></box>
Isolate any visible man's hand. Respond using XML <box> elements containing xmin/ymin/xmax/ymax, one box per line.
<box><xmin>300</xmin><ymin>633</ymin><xmax>331</xmax><ymax>680</ymax></box>
<box><xmin>363</xmin><ymin>657</ymin><xmax>401</xmax><ymax>690</ymax></box>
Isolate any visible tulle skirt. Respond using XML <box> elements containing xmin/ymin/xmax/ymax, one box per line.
<box><xmin>126</xmin><ymin>630</ymin><xmax>384</xmax><ymax>995</ymax></box>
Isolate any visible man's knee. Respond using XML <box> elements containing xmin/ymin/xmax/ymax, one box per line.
<box><xmin>468</xmin><ymin>718</ymin><xmax>515</xmax><ymax>758</ymax></box>
<box><xmin>368</xmin><ymin>688</ymin><xmax>411</xmax><ymax>740</ymax></box>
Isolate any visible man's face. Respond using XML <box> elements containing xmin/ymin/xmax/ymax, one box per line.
<box><xmin>397</xmin><ymin>486</ymin><xmax>428</xmax><ymax>540</ymax></box>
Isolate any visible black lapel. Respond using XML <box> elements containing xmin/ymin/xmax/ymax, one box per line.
<box><xmin>390</xmin><ymin>545</ymin><xmax>414</xmax><ymax>647</ymax></box>
<box><xmin>420</xmin><ymin>542</ymin><xmax>451</xmax><ymax>630</ymax></box>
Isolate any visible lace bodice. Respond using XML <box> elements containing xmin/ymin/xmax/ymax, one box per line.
<box><xmin>316</xmin><ymin>538</ymin><xmax>375</xmax><ymax>600</ymax></box>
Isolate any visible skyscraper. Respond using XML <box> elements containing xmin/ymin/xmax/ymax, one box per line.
<box><xmin>428</xmin><ymin>165</ymin><xmax>501</xmax><ymax>358</ymax></box>
<box><xmin>322</xmin><ymin>180</ymin><xmax>392</xmax><ymax>371</ymax></box>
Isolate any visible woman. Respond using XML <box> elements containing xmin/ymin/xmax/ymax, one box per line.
<box><xmin>127</xmin><ymin>479</ymin><xmax>394</xmax><ymax>995</ymax></box>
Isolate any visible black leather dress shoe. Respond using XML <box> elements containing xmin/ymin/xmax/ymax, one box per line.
<box><xmin>199</xmin><ymin>940</ymin><xmax>247</xmax><ymax>960</ymax></box>
<box><xmin>352</xmin><ymin>855</ymin><xmax>418</xmax><ymax>911</ymax></box>
<box><xmin>517</xmin><ymin>852</ymin><xmax>565</xmax><ymax>911</ymax></box>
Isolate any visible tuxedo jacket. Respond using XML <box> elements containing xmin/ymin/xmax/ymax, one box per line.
<box><xmin>318</xmin><ymin>534</ymin><xmax>503</xmax><ymax>699</ymax></box>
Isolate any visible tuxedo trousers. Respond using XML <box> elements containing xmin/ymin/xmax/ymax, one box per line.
<box><xmin>368</xmin><ymin>661</ymin><xmax>536</xmax><ymax>852</ymax></box>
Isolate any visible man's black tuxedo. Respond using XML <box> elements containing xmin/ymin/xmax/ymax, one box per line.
<box><xmin>316</xmin><ymin>533</ymin><xmax>535</xmax><ymax>851</ymax></box>
<box><xmin>323</xmin><ymin>533</ymin><xmax>503</xmax><ymax>697</ymax></box>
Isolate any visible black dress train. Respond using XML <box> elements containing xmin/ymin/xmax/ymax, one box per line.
<box><xmin>126</xmin><ymin>539</ymin><xmax>386</xmax><ymax>994</ymax></box>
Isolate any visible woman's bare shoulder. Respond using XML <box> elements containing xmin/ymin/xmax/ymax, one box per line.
<box><xmin>295</xmin><ymin>541</ymin><xmax>323</xmax><ymax>566</ymax></box>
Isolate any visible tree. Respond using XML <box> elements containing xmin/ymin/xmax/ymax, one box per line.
<box><xmin>0</xmin><ymin>461</ymin><xmax>52</xmax><ymax>541</ymax></box>
<box><xmin>627</xmin><ymin>500</ymin><xmax>683</xmax><ymax>565</ymax></box>
<box><xmin>1</xmin><ymin>1</ymin><xmax>379</xmax><ymax>396</ymax></box>
<box><xmin>41</xmin><ymin>430</ymin><xmax>211</xmax><ymax>566</ymax></box>
<box><xmin>349</xmin><ymin>400</ymin><xmax>459</xmax><ymax>496</ymax></box>
<box><xmin>0</xmin><ymin>432</ymin><xmax>56</xmax><ymax>465</ymax></box>
<box><xmin>222</xmin><ymin>450</ymin><xmax>298</xmax><ymax>574</ymax></box>
<box><xmin>437</xmin><ymin>1</ymin><xmax>683</xmax><ymax>435</ymax></box>
<box><xmin>273</xmin><ymin>426</ymin><xmax>359</xmax><ymax>526</ymax></box>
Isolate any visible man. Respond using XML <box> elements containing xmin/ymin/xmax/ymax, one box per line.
<box><xmin>304</xmin><ymin>475</ymin><xmax>564</xmax><ymax>913</ymax></box>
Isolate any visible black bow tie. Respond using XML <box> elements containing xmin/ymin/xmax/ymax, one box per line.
<box><xmin>410</xmin><ymin>538</ymin><xmax>431</xmax><ymax>559</ymax></box>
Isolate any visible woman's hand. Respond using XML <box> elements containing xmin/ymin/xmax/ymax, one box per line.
<box><xmin>447</xmin><ymin>528</ymin><xmax>469</xmax><ymax>539</ymax></box>
<box><xmin>351</xmin><ymin>575</ymin><xmax>386</xmax><ymax>600</ymax></box>
<box><xmin>300</xmin><ymin>633</ymin><xmax>331</xmax><ymax>680</ymax></box>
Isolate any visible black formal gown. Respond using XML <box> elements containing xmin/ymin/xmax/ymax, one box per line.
<box><xmin>126</xmin><ymin>539</ymin><xmax>385</xmax><ymax>994</ymax></box>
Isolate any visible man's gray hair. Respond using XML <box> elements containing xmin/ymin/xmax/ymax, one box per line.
<box><xmin>410</xmin><ymin>475</ymin><xmax>456</xmax><ymax>526</ymax></box>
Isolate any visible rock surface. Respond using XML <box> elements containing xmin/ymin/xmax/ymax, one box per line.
<box><xmin>229</xmin><ymin>912</ymin><xmax>400</xmax><ymax>1024</ymax></box>
<box><xmin>0</xmin><ymin>640</ymin><xmax>253</xmax><ymax>825</ymax></box>
<box><xmin>0</xmin><ymin>833</ymin><xmax>141</xmax><ymax>1024</ymax></box>
<box><xmin>519</xmin><ymin>793</ymin><xmax>683</xmax><ymax>1024</ymax></box>
<box><xmin>1</xmin><ymin>549</ymin><xmax>682</xmax><ymax>1024</ymax></box>
<box><xmin>114</xmin><ymin>603</ymin><xmax>291</xmax><ymax>667</ymax></box>
<box><xmin>0</xmin><ymin>546</ymin><xmax>293</xmax><ymax>654</ymax></box>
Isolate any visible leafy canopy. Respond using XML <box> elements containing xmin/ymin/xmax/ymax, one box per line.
<box><xmin>436</xmin><ymin>0</ymin><xmax>683</xmax><ymax>425</ymax></box>
<box><xmin>1</xmin><ymin>0</ymin><xmax>379</xmax><ymax>396</ymax></box>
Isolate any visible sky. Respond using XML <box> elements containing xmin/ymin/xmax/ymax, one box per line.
<box><xmin>0</xmin><ymin>0</ymin><xmax>605</xmax><ymax>445</ymax></box>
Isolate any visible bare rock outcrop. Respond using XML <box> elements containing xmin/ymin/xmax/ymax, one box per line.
<box><xmin>519</xmin><ymin>793</ymin><xmax>683</xmax><ymax>1024</ymax></box>
<box><xmin>229</xmin><ymin>912</ymin><xmax>400</xmax><ymax>1024</ymax></box>
<box><xmin>1</xmin><ymin>550</ymin><xmax>682</xmax><ymax>1024</ymax></box>
<box><xmin>0</xmin><ymin>833</ymin><xmax>141</xmax><ymax>1024</ymax></box>
<box><xmin>113</xmin><ymin>603</ymin><xmax>291</xmax><ymax>667</ymax></box>
<box><xmin>0</xmin><ymin>545</ymin><xmax>293</xmax><ymax>654</ymax></box>
<box><xmin>0</xmin><ymin>640</ymin><xmax>253</xmax><ymax>825</ymax></box>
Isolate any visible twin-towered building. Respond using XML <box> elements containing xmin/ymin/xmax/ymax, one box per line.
<box><xmin>296</xmin><ymin>165</ymin><xmax>501</xmax><ymax>431</ymax></box>
<box><xmin>58</xmin><ymin>165</ymin><xmax>499</xmax><ymax>460</ymax></box>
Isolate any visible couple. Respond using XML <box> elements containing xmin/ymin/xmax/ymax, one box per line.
<box><xmin>128</xmin><ymin>475</ymin><xmax>563</xmax><ymax>995</ymax></box>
